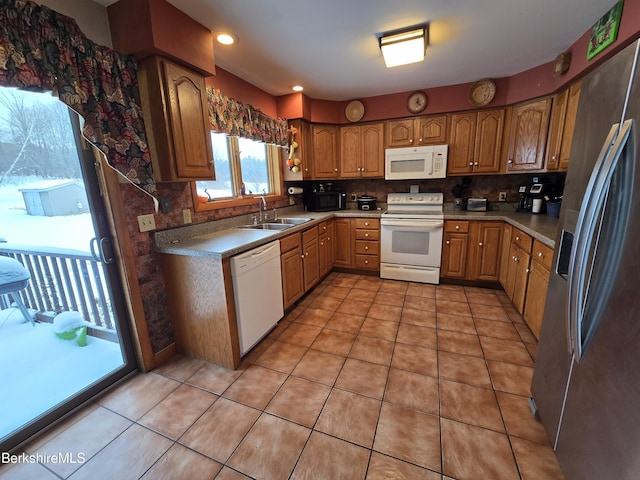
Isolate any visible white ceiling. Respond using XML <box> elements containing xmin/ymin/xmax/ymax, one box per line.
<box><xmin>98</xmin><ymin>0</ymin><xmax>616</xmax><ymax>101</ymax></box>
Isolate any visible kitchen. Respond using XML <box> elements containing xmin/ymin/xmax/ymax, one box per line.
<box><xmin>1</xmin><ymin>0</ymin><xmax>640</xmax><ymax>478</ymax></box>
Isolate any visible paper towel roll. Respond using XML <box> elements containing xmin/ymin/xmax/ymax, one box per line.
<box><xmin>288</xmin><ymin>187</ymin><xmax>303</xmax><ymax>195</ymax></box>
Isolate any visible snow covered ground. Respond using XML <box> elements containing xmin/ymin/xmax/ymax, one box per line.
<box><xmin>0</xmin><ymin>177</ymin><xmax>94</xmax><ymax>251</ymax></box>
<box><xmin>0</xmin><ymin>307</ymin><xmax>124</xmax><ymax>439</ymax></box>
<box><xmin>0</xmin><ymin>177</ymin><xmax>124</xmax><ymax>441</ymax></box>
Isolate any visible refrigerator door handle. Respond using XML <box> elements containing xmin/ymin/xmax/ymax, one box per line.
<box><xmin>566</xmin><ymin>123</ymin><xmax>619</xmax><ymax>355</ymax></box>
<box><xmin>569</xmin><ymin>119</ymin><xmax>633</xmax><ymax>361</ymax></box>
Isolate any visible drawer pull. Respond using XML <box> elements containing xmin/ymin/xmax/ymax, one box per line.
<box><xmin>365</xmin><ymin>246</ymin><xmax>369</xmax><ymax>251</ymax></box>
<box><xmin>538</xmin><ymin>252</ymin><xmax>543</xmax><ymax>257</ymax></box>
<box><xmin>455</xmin><ymin>225</ymin><xmax>460</xmax><ymax>230</ymax></box>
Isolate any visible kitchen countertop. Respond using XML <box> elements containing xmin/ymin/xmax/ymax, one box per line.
<box><xmin>153</xmin><ymin>208</ymin><xmax>384</xmax><ymax>259</ymax></box>
<box><xmin>444</xmin><ymin>208</ymin><xmax>559</xmax><ymax>248</ymax></box>
<box><xmin>154</xmin><ymin>205</ymin><xmax>558</xmax><ymax>259</ymax></box>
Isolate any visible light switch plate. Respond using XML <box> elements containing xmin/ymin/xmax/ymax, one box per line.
<box><xmin>137</xmin><ymin>214</ymin><xmax>156</xmax><ymax>232</ymax></box>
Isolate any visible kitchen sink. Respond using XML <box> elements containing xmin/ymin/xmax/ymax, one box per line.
<box><xmin>240</xmin><ymin>223</ymin><xmax>295</xmax><ymax>230</ymax></box>
<box><xmin>271</xmin><ymin>217</ymin><xmax>311</xmax><ymax>225</ymax></box>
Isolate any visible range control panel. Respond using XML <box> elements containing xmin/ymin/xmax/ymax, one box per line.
<box><xmin>386</xmin><ymin>192</ymin><xmax>444</xmax><ymax>206</ymax></box>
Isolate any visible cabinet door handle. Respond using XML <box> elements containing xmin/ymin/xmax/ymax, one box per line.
<box><xmin>516</xmin><ymin>236</ymin><xmax>521</xmax><ymax>241</ymax></box>
<box><xmin>418</xmin><ymin>138</ymin><xmax>423</xmax><ymax>143</ymax></box>
<box><xmin>508</xmin><ymin>159</ymin><xmax>513</xmax><ymax>164</ymax></box>
<box><xmin>301</xmin><ymin>254</ymin><xmax>305</xmax><ymax>259</ymax></box>
<box><xmin>320</xmin><ymin>242</ymin><xmax>324</xmax><ymax>246</ymax></box>
<box><xmin>474</xmin><ymin>162</ymin><xmax>479</xmax><ymax>166</ymax></box>
<box><xmin>409</xmin><ymin>138</ymin><xmax>414</xmax><ymax>143</ymax></box>
<box><xmin>538</xmin><ymin>252</ymin><xmax>543</xmax><ymax>257</ymax></box>
<box><xmin>334</xmin><ymin>168</ymin><xmax>338</xmax><ymax>172</ymax></box>
<box><xmin>469</xmin><ymin>162</ymin><xmax>474</xmax><ymax>166</ymax></box>
<box><xmin>446</xmin><ymin>240</ymin><xmax>450</xmax><ymax>245</ymax></box>
<box><xmin>526</xmin><ymin>268</ymin><xmax>530</xmax><ymax>273</ymax></box>
<box><xmin>479</xmin><ymin>242</ymin><xmax>483</xmax><ymax>246</ymax></box>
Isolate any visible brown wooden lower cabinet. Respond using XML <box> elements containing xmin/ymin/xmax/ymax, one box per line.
<box><xmin>302</xmin><ymin>226</ymin><xmax>320</xmax><ymax>291</ymax></box>
<box><xmin>280</xmin><ymin>233</ymin><xmax>304</xmax><ymax>310</ymax></box>
<box><xmin>333</xmin><ymin>218</ymin><xmax>353</xmax><ymax>267</ymax></box>
<box><xmin>353</xmin><ymin>218</ymin><xmax>380</xmax><ymax>270</ymax></box>
<box><xmin>502</xmin><ymin>227</ymin><xmax>533</xmax><ymax>313</ymax></box>
<box><xmin>468</xmin><ymin>221</ymin><xmax>503</xmax><ymax>281</ymax></box>
<box><xmin>441</xmin><ymin>220</ymin><xmax>501</xmax><ymax>282</ymax></box>
<box><xmin>441</xmin><ymin>221</ymin><xmax>470</xmax><ymax>278</ymax></box>
<box><xmin>523</xmin><ymin>240</ymin><xmax>553</xmax><ymax>338</ymax></box>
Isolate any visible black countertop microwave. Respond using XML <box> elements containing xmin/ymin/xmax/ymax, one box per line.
<box><xmin>303</xmin><ymin>190</ymin><xmax>347</xmax><ymax>212</ymax></box>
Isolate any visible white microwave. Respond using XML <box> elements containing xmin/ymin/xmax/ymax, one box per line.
<box><xmin>385</xmin><ymin>145</ymin><xmax>448</xmax><ymax>180</ymax></box>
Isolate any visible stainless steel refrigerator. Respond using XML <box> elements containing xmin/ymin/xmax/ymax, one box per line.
<box><xmin>530</xmin><ymin>39</ymin><xmax>640</xmax><ymax>479</ymax></box>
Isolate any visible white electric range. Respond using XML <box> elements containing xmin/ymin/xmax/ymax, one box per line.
<box><xmin>380</xmin><ymin>192</ymin><xmax>444</xmax><ymax>284</ymax></box>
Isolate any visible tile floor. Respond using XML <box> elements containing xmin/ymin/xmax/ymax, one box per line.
<box><xmin>0</xmin><ymin>273</ymin><xmax>565</xmax><ymax>480</ymax></box>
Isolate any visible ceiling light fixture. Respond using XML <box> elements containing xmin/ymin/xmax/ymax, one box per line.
<box><xmin>215</xmin><ymin>32</ymin><xmax>237</xmax><ymax>45</ymax></box>
<box><xmin>379</xmin><ymin>26</ymin><xmax>427</xmax><ymax>68</ymax></box>
<box><xmin>291</xmin><ymin>85</ymin><xmax>304</xmax><ymax>92</ymax></box>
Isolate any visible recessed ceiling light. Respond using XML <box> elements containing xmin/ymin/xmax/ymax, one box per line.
<box><xmin>215</xmin><ymin>33</ymin><xmax>237</xmax><ymax>45</ymax></box>
<box><xmin>291</xmin><ymin>85</ymin><xmax>304</xmax><ymax>92</ymax></box>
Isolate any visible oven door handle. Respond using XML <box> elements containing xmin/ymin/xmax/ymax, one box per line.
<box><xmin>381</xmin><ymin>219</ymin><xmax>444</xmax><ymax>229</ymax></box>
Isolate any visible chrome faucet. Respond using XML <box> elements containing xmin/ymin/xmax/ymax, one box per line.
<box><xmin>259</xmin><ymin>195</ymin><xmax>267</xmax><ymax>222</ymax></box>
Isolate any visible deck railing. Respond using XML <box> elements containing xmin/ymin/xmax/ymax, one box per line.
<box><xmin>0</xmin><ymin>243</ymin><xmax>115</xmax><ymax>331</ymax></box>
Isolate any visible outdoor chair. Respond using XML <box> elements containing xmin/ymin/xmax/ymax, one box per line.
<box><xmin>0</xmin><ymin>256</ymin><xmax>34</xmax><ymax>326</ymax></box>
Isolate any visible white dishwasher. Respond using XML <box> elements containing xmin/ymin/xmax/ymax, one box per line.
<box><xmin>231</xmin><ymin>240</ymin><xmax>284</xmax><ymax>355</ymax></box>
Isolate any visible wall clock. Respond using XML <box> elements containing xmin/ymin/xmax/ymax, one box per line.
<box><xmin>345</xmin><ymin>100</ymin><xmax>365</xmax><ymax>122</ymax></box>
<box><xmin>407</xmin><ymin>91</ymin><xmax>428</xmax><ymax>114</ymax></box>
<box><xmin>468</xmin><ymin>79</ymin><xmax>496</xmax><ymax>106</ymax></box>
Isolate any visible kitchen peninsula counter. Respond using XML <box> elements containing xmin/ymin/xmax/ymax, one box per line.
<box><xmin>153</xmin><ymin>207</ymin><xmax>385</xmax><ymax>259</ymax></box>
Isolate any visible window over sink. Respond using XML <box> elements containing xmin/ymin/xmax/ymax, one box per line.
<box><xmin>193</xmin><ymin>132</ymin><xmax>283</xmax><ymax>211</ymax></box>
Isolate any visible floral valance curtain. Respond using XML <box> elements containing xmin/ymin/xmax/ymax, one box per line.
<box><xmin>207</xmin><ymin>86</ymin><xmax>288</xmax><ymax>147</ymax></box>
<box><xmin>0</xmin><ymin>0</ymin><xmax>156</xmax><ymax>194</ymax></box>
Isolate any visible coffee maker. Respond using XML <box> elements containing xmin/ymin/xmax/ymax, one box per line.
<box><xmin>517</xmin><ymin>183</ymin><xmax>545</xmax><ymax>213</ymax></box>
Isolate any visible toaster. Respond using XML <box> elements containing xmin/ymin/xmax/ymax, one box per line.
<box><xmin>467</xmin><ymin>198</ymin><xmax>488</xmax><ymax>212</ymax></box>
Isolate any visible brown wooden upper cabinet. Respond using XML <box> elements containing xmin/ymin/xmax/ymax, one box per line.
<box><xmin>506</xmin><ymin>98</ymin><xmax>552</xmax><ymax>173</ymax></box>
<box><xmin>385</xmin><ymin>115</ymin><xmax>447</xmax><ymax>148</ymax></box>
<box><xmin>312</xmin><ymin>125</ymin><xmax>339</xmax><ymax>179</ymax></box>
<box><xmin>546</xmin><ymin>81</ymin><xmax>582</xmax><ymax>172</ymax></box>
<box><xmin>447</xmin><ymin>109</ymin><xmax>505</xmax><ymax>175</ymax></box>
<box><xmin>137</xmin><ymin>56</ymin><xmax>214</xmax><ymax>182</ymax></box>
<box><xmin>340</xmin><ymin>123</ymin><xmax>385</xmax><ymax>178</ymax></box>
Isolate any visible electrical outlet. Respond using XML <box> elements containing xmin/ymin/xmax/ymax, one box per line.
<box><xmin>137</xmin><ymin>214</ymin><xmax>156</xmax><ymax>232</ymax></box>
<box><xmin>499</xmin><ymin>191</ymin><xmax>507</xmax><ymax>202</ymax></box>
<box><xmin>350</xmin><ymin>194</ymin><xmax>357</xmax><ymax>201</ymax></box>
<box><xmin>183</xmin><ymin>209</ymin><xmax>192</xmax><ymax>224</ymax></box>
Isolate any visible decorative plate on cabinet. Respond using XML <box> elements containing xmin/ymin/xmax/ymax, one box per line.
<box><xmin>345</xmin><ymin>100</ymin><xmax>365</xmax><ymax>122</ymax></box>
<box><xmin>407</xmin><ymin>91</ymin><xmax>428</xmax><ymax>114</ymax></box>
<box><xmin>468</xmin><ymin>79</ymin><xmax>496</xmax><ymax>106</ymax></box>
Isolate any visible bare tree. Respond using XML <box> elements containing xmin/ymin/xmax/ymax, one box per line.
<box><xmin>0</xmin><ymin>87</ymin><xmax>80</xmax><ymax>182</ymax></box>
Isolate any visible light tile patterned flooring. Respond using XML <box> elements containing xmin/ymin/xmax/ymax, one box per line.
<box><xmin>0</xmin><ymin>273</ymin><xmax>565</xmax><ymax>480</ymax></box>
